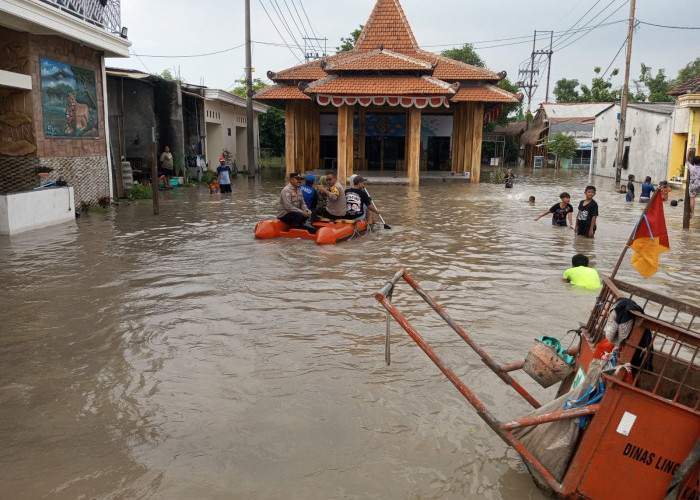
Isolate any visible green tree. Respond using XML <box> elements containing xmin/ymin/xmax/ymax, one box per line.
<box><xmin>632</xmin><ymin>63</ymin><xmax>673</xmax><ymax>102</ymax></box>
<box><xmin>336</xmin><ymin>25</ymin><xmax>363</xmax><ymax>53</ymax></box>
<box><xmin>554</xmin><ymin>78</ymin><xmax>581</xmax><ymax>103</ymax></box>
<box><xmin>230</xmin><ymin>78</ymin><xmax>286</xmax><ymax>157</ymax></box>
<box><xmin>259</xmin><ymin>108</ymin><xmax>285</xmax><ymax>156</ymax></box>
<box><xmin>440</xmin><ymin>43</ymin><xmax>486</xmax><ymax>68</ymax></box>
<box><xmin>546</xmin><ymin>132</ymin><xmax>577</xmax><ymax>168</ymax></box>
<box><xmin>231</xmin><ymin>78</ymin><xmax>268</xmax><ymax>98</ymax></box>
<box><xmin>160</xmin><ymin>68</ymin><xmax>184</xmax><ymax>83</ymax></box>
<box><xmin>674</xmin><ymin>57</ymin><xmax>700</xmax><ymax>86</ymax></box>
<box><xmin>580</xmin><ymin>67</ymin><xmax>620</xmax><ymax>102</ymax></box>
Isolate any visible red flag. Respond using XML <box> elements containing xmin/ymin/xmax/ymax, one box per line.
<box><xmin>629</xmin><ymin>193</ymin><xmax>670</xmax><ymax>278</ymax></box>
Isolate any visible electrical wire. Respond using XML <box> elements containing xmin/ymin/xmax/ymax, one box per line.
<box><xmin>601</xmin><ymin>34</ymin><xmax>629</xmax><ymax>78</ymax></box>
<box><xmin>556</xmin><ymin>1</ymin><xmax>630</xmax><ymax>52</ymax></box>
<box><xmin>134</xmin><ymin>44</ymin><xmax>246</xmax><ymax>58</ymax></box>
<box><xmin>258</xmin><ymin>0</ymin><xmax>302</xmax><ymax>62</ymax></box>
<box><xmin>637</xmin><ymin>21</ymin><xmax>700</xmax><ymax>30</ymax></box>
<box><xmin>554</xmin><ymin>0</ymin><xmax>628</xmax><ymax>50</ymax></box>
<box><xmin>128</xmin><ymin>49</ymin><xmax>151</xmax><ymax>74</ymax></box>
<box><xmin>269</xmin><ymin>0</ymin><xmax>303</xmax><ymax>56</ymax></box>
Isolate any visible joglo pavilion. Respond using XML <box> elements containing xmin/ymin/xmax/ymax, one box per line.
<box><xmin>254</xmin><ymin>0</ymin><xmax>521</xmax><ymax>186</ymax></box>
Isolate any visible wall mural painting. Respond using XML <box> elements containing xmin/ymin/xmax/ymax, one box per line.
<box><xmin>40</xmin><ymin>57</ymin><xmax>99</xmax><ymax>138</ymax></box>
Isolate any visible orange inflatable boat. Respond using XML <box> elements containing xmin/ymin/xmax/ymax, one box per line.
<box><xmin>254</xmin><ymin>218</ymin><xmax>370</xmax><ymax>244</ymax></box>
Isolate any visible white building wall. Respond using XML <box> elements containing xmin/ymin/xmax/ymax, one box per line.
<box><xmin>0</xmin><ymin>187</ymin><xmax>75</xmax><ymax>235</ymax></box>
<box><xmin>593</xmin><ymin>105</ymin><xmax>673</xmax><ymax>181</ymax></box>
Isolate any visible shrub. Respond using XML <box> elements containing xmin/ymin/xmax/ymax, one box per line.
<box><xmin>202</xmin><ymin>170</ymin><xmax>215</xmax><ymax>184</ymax></box>
<box><xmin>127</xmin><ymin>183</ymin><xmax>153</xmax><ymax>199</ymax></box>
<box><xmin>79</xmin><ymin>200</ymin><xmax>91</xmax><ymax>212</ymax></box>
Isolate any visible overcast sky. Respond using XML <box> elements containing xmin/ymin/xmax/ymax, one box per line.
<box><xmin>107</xmin><ymin>0</ymin><xmax>698</xmax><ymax>110</ymax></box>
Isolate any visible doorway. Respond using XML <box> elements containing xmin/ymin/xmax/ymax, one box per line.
<box><xmin>366</xmin><ymin>137</ymin><xmax>404</xmax><ymax>170</ymax></box>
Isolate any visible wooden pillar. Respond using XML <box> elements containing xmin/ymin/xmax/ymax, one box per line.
<box><xmin>462</xmin><ymin>104</ymin><xmax>473</xmax><ymax>176</ymax></box>
<box><xmin>337</xmin><ymin>104</ymin><xmax>353</xmax><ymax>186</ymax></box>
<box><xmin>285</xmin><ymin>101</ymin><xmax>296</xmax><ymax>175</ymax></box>
<box><xmin>311</xmin><ymin>105</ymin><xmax>320</xmax><ymax>169</ymax></box>
<box><xmin>469</xmin><ymin>102</ymin><xmax>484</xmax><ymax>183</ymax></box>
<box><xmin>407</xmin><ymin>106</ymin><xmax>421</xmax><ymax>186</ymax></box>
<box><xmin>451</xmin><ymin>104</ymin><xmax>464</xmax><ymax>174</ymax></box>
<box><xmin>358</xmin><ymin>107</ymin><xmax>366</xmax><ymax>170</ymax></box>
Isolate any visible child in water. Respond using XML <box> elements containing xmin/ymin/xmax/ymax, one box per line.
<box><xmin>639</xmin><ymin>176</ymin><xmax>655</xmax><ymax>202</ymax></box>
<box><xmin>659</xmin><ymin>180</ymin><xmax>671</xmax><ymax>201</ymax></box>
<box><xmin>562</xmin><ymin>254</ymin><xmax>601</xmax><ymax>290</ymax></box>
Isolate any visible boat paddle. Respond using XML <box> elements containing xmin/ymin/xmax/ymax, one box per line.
<box><xmin>363</xmin><ymin>187</ymin><xmax>391</xmax><ymax>229</ymax></box>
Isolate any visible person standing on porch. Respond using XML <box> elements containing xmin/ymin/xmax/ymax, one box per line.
<box><xmin>316</xmin><ymin>172</ymin><xmax>346</xmax><ymax>220</ymax></box>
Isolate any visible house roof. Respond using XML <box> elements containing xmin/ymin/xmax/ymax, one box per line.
<box><xmin>452</xmin><ymin>85</ymin><xmax>521</xmax><ymax>103</ymax></box>
<box><xmin>668</xmin><ymin>76</ymin><xmax>700</xmax><ymax>96</ymax></box>
<box><xmin>305</xmin><ymin>74</ymin><xmax>456</xmax><ymax>95</ymax></box>
<box><xmin>541</xmin><ymin>102</ymin><xmax>613</xmax><ymax>121</ymax></box>
<box><xmin>254</xmin><ymin>0</ymin><xmax>517</xmax><ymax>107</ymax></box>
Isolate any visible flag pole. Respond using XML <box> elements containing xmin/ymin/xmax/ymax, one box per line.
<box><xmin>609</xmin><ymin>189</ymin><xmax>660</xmax><ymax>279</ymax></box>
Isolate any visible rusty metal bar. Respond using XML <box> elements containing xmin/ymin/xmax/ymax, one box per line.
<box><xmin>374</xmin><ymin>288</ymin><xmax>565</xmax><ymax>494</ymax></box>
<box><xmin>398</xmin><ymin>271</ymin><xmax>541</xmax><ymax>409</ymax></box>
<box><xmin>500</xmin><ymin>404</ymin><xmax>600</xmax><ymax>431</ymax></box>
<box><xmin>500</xmin><ymin>361</ymin><xmax>525</xmax><ymax>372</ymax></box>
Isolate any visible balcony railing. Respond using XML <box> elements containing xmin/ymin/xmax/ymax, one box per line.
<box><xmin>39</xmin><ymin>0</ymin><xmax>121</xmax><ymax>33</ymax></box>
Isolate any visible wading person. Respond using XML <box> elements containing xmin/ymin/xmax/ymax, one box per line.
<box><xmin>562</xmin><ymin>254</ymin><xmax>601</xmax><ymax>290</ymax></box>
<box><xmin>216</xmin><ymin>157</ymin><xmax>233</xmax><ymax>194</ymax></box>
<box><xmin>688</xmin><ymin>156</ymin><xmax>700</xmax><ymax>217</ymax></box>
<box><xmin>534</xmin><ymin>192</ymin><xmax>573</xmax><ymax>228</ymax></box>
<box><xmin>574</xmin><ymin>186</ymin><xmax>598</xmax><ymax>238</ymax></box>
<box><xmin>277</xmin><ymin>173</ymin><xmax>315</xmax><ymax>233</ymax></box>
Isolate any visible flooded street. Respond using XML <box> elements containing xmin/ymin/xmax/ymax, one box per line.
<box><xmin>1</xmin><ymin>167</ymin><xmax>698</xmax><ymax>499</ymax></box>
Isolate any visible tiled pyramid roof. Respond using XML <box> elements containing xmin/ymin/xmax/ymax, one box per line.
<box><xmin>254</xmin><ymin>0</ymin><xmax>518</xmax><ymax>105</ymax></box>
<box><xmin>353</xmin><ymin>0</ymin><xmax>419</xmax><ymax>53</ymax></box>
<box><xmin>305</xmin><ymin>75</ymin><xmax>456</xmax><ymax>95</ymax></box>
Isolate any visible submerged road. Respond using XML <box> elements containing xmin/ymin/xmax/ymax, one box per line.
<box><xmin>1</xmin><ymin>167</ymin><xmax>698</xmax><ymax>499</ymax></box>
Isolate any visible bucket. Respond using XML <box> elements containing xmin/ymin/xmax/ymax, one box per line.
<box><xmin>523</xmin><ymin>339</ymin><xmax>573</xmax><ymax>388</ymax></box>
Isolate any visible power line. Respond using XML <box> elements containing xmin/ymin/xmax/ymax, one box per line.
<box><xmin>601</xmin><ymin>34</ymin><xmax>629</xmax><ymax>78</ymax></box>
<box><xmin>258</xmin><ymin>0</ymin><xmax>302</xmax><ymax>62</ymax></box>
<box><xmin>128</xmin><ymin>49</ymin><xmax>151</xmax><ymax>74</ymax></box>
<box><xmin>269</xmin><ymin>0</ymin><xmax>303</xmax><ymax>57</ymax></box>
<box><xmin>554</xmin><ymin>0</ymin><xmax>628</xmax><ymax>50</ymax></box>
<box><xmin>556</xmin><ymin>1</ymin><xmax>630</xmax><ymax>51</ymax></box>
<box><xmin>133</xmin><ymin>44</ymin><xmax>246</xmax><ymax>58</ymax></box>
<box><xmin>637</xmin><ymin>21</ymin><xmax>700</xmax><ymax>30</ymax></box>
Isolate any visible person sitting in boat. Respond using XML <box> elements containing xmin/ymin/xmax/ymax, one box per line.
<box><xmin>316</xmin><ymin>175</ymin><xmax>329</xmax><ymax>212</ymax></box>
<box><xmin>562</xmin><ymin>254</ymin><xmax>601</xmax><ymax>290</ymax></box>
<box><xmin>300</xmin><ymin>174</ymin><xmax>318</xmax><ymax>210</ymax></box>
<box><xmin>315</xmin><ymin>172</ymin><xmax>346</xmax><ymax>220</ymax></box>
<box><xmin>345</xmin><ymin>175</ymin><xmax>380</xmax><ymax>221</ymax></box>
<box><xmin>277</xmin><ymin>172</ymin><xmax>316</xmax><ymax>234</ymax></box>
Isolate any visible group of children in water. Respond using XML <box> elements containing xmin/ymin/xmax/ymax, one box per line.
<box><xmin>619</xmin><ymin>175</ymin><xmax>671</xmax><ymax>203</ymax></box>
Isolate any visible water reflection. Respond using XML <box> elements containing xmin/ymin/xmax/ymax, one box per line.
<box><xmin>0</xmin><ymin>167</ymin><xmax>697</xmax><ymax>498</ymax></box>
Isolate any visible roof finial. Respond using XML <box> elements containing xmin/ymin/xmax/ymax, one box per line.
<box><xmin>379</xmin><ymin>44</ymin><xmax>384</xmax><ymax>52</ymax></box>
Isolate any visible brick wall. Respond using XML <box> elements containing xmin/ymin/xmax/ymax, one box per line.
<box><xmin>29</xmin><ymin>34</ymin><xmax>110</xmax><ymax>202</ymax></box>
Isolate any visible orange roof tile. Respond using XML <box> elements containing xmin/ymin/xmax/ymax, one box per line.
<box><xmin>451</xmin><ymin>85</ymin><xmax>520</xmax><ymax>103</ymax></box>
<box><xmin>305</xmin><ymin>75</ymin><xmax>454</xmax><ymax>95</ymax></box>
<box><xmin>268</xmin><ymin>61</ymin><xmax>329</xmax><ymax>82</ymax></box>
<box><xmin>325</xmin><ymin>49</ymin><xmax>433</xmax><ymax>72</ymax></box>
<box><xmin>354</xmin><ymin>0</ymin><xmax>419</xmax><ymax>53</ymax></box>
<box><xmin>254</xmin><ymin>84</ymin><xmax>311</xmax><ymax>100</ymax></box>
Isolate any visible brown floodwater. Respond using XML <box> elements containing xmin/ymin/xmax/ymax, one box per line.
<box><xmin>1</xmin><ymin>167</ymin><xmax>698</xmax><ymax>499</ymax></box>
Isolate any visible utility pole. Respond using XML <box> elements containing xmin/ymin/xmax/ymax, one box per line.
<box><xmin>303</xmin><ymin>37</ymin><xmax>328</xmax><ymax>62</ymax></box>
<box><xmin>517</xmin><ymin>31</ymin><xmax>552</xmax><ymax>129</ymax></box>
<box><xmin>544</xmin><ymin>30</ymin><xmax>554</xmax><ymax>103</ymax></box>
<box><xmin>615</xmin><ymin>0</ymin><xmax>636</xmax><ymax>187</ymax></box>
<box><xmin>245</xmin><ymin>0</ymin><xmax>256</xmax><ymax>178</ymax></box>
